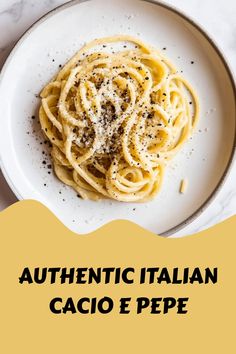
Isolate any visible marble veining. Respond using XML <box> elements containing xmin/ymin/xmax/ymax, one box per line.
<box><xmin>0</xmin><ymin>0</ymin><xmax>26</xmax><ymax>23</ymax></box>
<box><xmin>0</xmin><ymin>0</ymin><xmax>235</xmax><ymax>237</ymax></box>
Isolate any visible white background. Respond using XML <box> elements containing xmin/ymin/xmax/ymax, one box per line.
<box><xmin>0</xmin><ymin>0</ymin><xmax>235</xmax><ymax>236</ymax></box>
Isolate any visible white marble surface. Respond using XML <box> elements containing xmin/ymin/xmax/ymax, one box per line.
<box><xmin>0</xmin><ymin>0</ymin><xmax>235</xmax><ymax>236</ymax></box>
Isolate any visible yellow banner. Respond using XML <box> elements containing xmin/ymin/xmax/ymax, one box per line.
<box><xmin>0</xmin><ymin>200</ymin><xmax>235</xmax><ymax>353</ymax></box>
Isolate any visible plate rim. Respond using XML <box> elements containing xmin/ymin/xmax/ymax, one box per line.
<box><xmin>0</xmin><ymin>0</ymin><xmax>235</xmax><ymax>236</ymax></box>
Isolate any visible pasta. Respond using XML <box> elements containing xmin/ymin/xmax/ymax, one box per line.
<box><xmin>180</xmin><ymin>179</ymin><xmax>188</xmax><ymax>194</ymax></box>
<box><xmin>39</xmin><ymin>35</ymin><xmax>199</xmax><ymax>202</ymax></box>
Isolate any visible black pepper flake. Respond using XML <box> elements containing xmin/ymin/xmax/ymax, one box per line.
<box><xmin>59</xmin><ymin>64</ymin><xmax>62</xmax><ymax>68</ymax></box>
<box><xmin>189</xmin><ymin>101</ymin><xmax>192</xmax><ymax>105</ymax></box>
<box><xmin>44</xmin><ymin>183</ymin><xmax>47</xmax><ymax>187</ymax></box>
<box><xmin>162</xmin><ymin>47</ymin><xmax>167</xmax><ymax>50</ymax></box>
<box><xmin>52</xmin><ymin>59</ymin><xmax>55</xmax><ymax>62</ymax></box>
<box><xmin>31</xmin><ymin>115</ymin><xmax>35</xmax><ymax>120</ymax></box>
<box><xmin>42</xmin><ymin>160</ymin><xmax>46</xmax><ymax>165</ymax></box>
<box><xmin>191</xmin><ymin>61</ymin><xmax>194</xmax><ymax>64</ymax></box>
<box><xmin>145</xmin><ymin>77</ymin><xmax>149</xmax><ymax>80</ymax></box>
<box><xmin>163</xmin><ymin>93</ymin><xmax>167</xmax><ymax>96</ymax></box>
<box><xmin>77</xmin><ymin>194</ymin><xmax>81</xmax><ymax>198</ymax></box>
<box><xmin>133</xmin><ymin>208</ymin><xmax>136</xmax><ymax>211</ymax></box>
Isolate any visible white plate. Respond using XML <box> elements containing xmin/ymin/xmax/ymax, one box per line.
<box><xmin>0</xmin><ymin>0</ymin><xmax>235</xmax><ymax>235</ymax></box>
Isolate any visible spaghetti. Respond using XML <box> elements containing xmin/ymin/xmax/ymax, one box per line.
<box><xmin>39</xmin><ymin>35</ymin><xmax>199</xmax><ymax>201</ymax></box>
